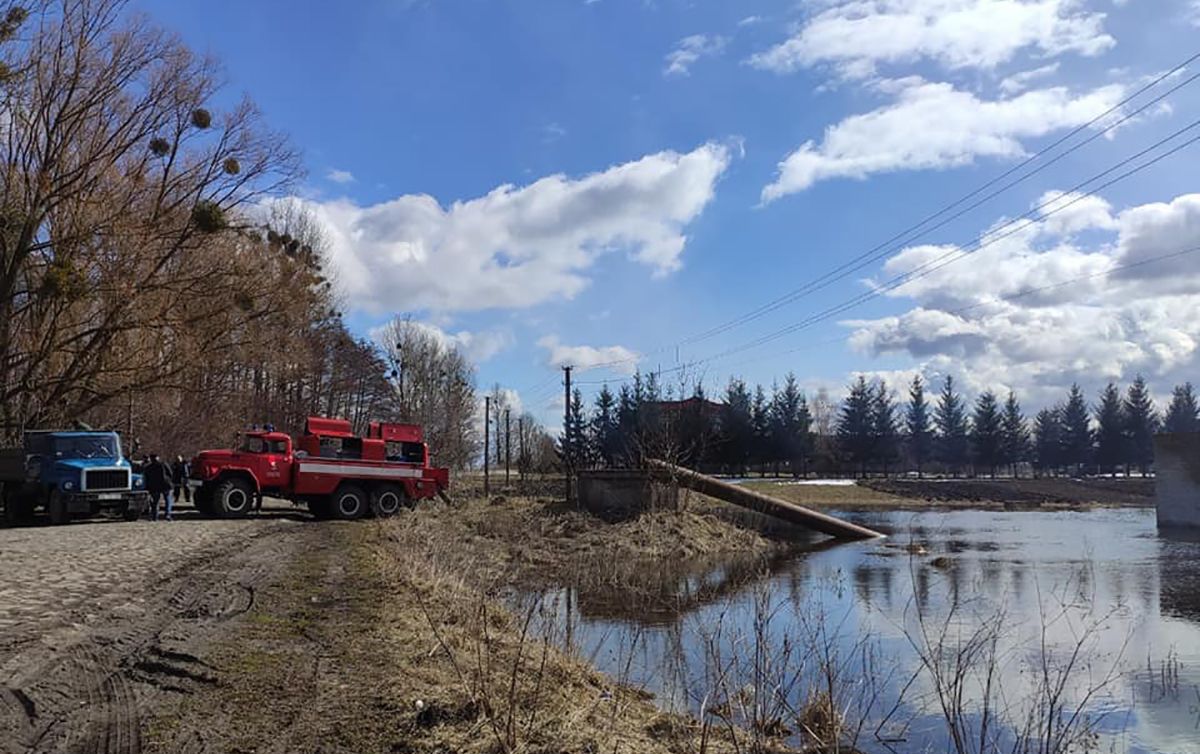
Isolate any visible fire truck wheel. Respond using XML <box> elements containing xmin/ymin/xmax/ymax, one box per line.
<box><xmin>331</xmin><ymin>484</ymin><xmax>367</xmax><ymax>520</ymax></box>
<box><xmin>213</xmin><ymin>478</ymin><xmax>254</xmax><ymax>518</ymax></box>
<box><xmin>370</xmin><ymin>484</ymin><xmax>405</xmax><ymax>518</ymax></box>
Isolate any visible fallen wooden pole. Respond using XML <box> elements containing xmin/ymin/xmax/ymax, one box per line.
<box><xmin>646</xmin><ymin>459</ymin><xmax>885</xmax><ymax>540</ymax></box>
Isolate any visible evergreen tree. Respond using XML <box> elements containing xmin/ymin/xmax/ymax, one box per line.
<box><xmin>1124</xmin><ymin>375</ymin><xmax>1158</xmax><ymax>475</ymax></box>
<box><xmin>616</xmin><ymin>383</ymin><xmax>638</xmax><ymax>462</ymax></box>
<box><xmin>1094</xmin><ymin>382</ymin><xmax>1125</xmax><ymax>476</ymax></box>
<box><xmin>589</xmin><ymin>385</ymin><xmax>619</xmax><ymax>468</ymax></box>
<box><xmin>970</xmin><ymin>390</ymin><xmax>1003</xmax><ymax>476</ymax></box>
<box><xmin>873</xmin><ymin>381</ymin><xmax>900</xmax><ymax>475</ymax></box>
<box><xmin>934</xmin><ymin>375</ymin><xmax>970</xmax><ymax>475</ymax></box>
<box><xmin>1034</xmin><ymin>407</ymin><xmax>1064</xmax><ymax>475</ymax></box>
<box><xmin>558</xmin><ymin>388</ymin><xmax>589</xmax><ymax>470</ymax></box>
<box><xmin>1060</xmin><ymin>384</ymin><xmax>1093</xmax><ymax>474</ymax></box>
<box><xmin>905</xmin><ymin>376</ymin><xmax>933</xmax><ymax>477</ymax></box>
<box><xmin>1000</xmin><ymin>391</ymin><xmax>1031</xmax><ymax>475</ymax></box>
<box><xmin>721</xmin><ymin>378</ymin><xmax>754</xmax><ymax>474</ymax></box>
<box><xmin>1163</xmin><ymin>382</ymin><xmax>1200</xmax><ymax>434</ymax></box>
<box><xmin>768</xmin><ymin>373</ymin><xmax>811</xmax><ymax>477</ymax></box>
<box><xmin>751</xmin><ymin>384</ymin><xmax>771</xmax><ymax>474</ymax></box>
<box><xmin>838</xmin><ymin>376</ymin><xmax>876</xmax><ymax>477</ymax></box>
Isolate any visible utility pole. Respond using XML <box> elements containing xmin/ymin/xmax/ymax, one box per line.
<box><xmin>518</xmin><ymin>416</ymin><xmax>526</xmax><ymax>491</ymax></box>
<box><xmin>563</xmin><ymin>365</ymin><xmax>573</xmax><ymax>505</ymax></box>
<box><xmin>484</xmin><ymin>395</ymin><xmax>490</xmax><ymax>499</ymax></box>
<box><xmin>504</xmin><ymin>408</ymin><xmax>511</xmax><ymax>486</ymax></box>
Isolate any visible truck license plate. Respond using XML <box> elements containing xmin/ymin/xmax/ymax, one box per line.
<box><xmin>97</xmin><ymin>493</ymin><xmax>122</xmax><ymax>501</ymax></box>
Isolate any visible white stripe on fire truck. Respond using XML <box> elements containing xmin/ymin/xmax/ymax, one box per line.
<box><xmin>296</xmin><ymin>463</ymin><xmax>424</xmax><ymax>479</ymax></box>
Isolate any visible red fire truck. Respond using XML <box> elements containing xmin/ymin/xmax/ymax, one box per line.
<box><xmin>191</xmin><ymin>417</ymin><xmax>450</xmax><ymax>519</ymax></box>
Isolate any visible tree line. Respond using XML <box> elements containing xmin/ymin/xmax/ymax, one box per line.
<box><xmin>0</xmin><ymin>0</ymin><xmax>488</xmax><ymax>467</ymax></box>
<box><xmin>561</xmin><ymin>370</ymin><xmax>1200</xmax><ymax>478</ymax></box>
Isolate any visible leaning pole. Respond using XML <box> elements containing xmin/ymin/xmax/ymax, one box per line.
<box><xmin>645</xmin><ymin>459</ymin><xmax>886</xmax><ymax>540</ymax></box>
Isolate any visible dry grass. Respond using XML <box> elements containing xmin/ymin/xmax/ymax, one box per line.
<box><xmin>388</xmin><ymin>489</ymin><xmax>792</xmax><ymax>593</ymax></box>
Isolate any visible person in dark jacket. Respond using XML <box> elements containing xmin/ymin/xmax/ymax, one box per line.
<box><xmin>171</xmin><ymin>455</ymin><xmax>191</xmax><ymax>504</ymax></box>
<box><xmin>143</xmin><ymin>453</ymin><xmax>174</xmax><ymax>521</ymax></box>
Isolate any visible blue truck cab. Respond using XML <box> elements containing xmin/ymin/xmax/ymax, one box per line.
<box><xmin>0</xmin><ymin>430</ymin><xmax>149</xmax><ymax>525</ymax></box>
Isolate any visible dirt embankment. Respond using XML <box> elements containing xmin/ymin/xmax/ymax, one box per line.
<box><xmin>148</xmin><ymin>517</ymin><xmax>794</xmax><ymax>754</ymax></box>
<box><xmin>859</xmin><ymin>477</ymin><xmax>1154</xmax><ymax>507</ymax></box>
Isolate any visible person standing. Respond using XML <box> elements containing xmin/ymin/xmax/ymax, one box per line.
<box><xmin>143</xmin><ymin>453</ymin><xmax>174</xmax><ymax>521</ymax></box>
<box><xmin>172</xmin><ymin>455</ymin><xmax>191</xmax><ymax>505</ymax></box>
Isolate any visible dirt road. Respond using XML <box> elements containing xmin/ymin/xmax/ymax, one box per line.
<box><xmin>0</xmin><ymin>504</ymin><xmax>317</xmax><ymax>754</ymax></box>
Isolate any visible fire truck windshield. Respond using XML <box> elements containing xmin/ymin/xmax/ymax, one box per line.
<box><xmin>241</xmin><ymin>435</ymin><xmax>287</xmax><ymax>454</ymax></box>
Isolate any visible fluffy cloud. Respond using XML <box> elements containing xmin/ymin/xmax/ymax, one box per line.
<box><xmin>749</xmin><ymin>0</ymin><xmax>1114</xmax><ymax>79</ymax></box>
<box><xmin>664</xmin><ymin>34</ymin><xmax>727</xmax><ymax>77</ymax></box>
<box><xmin>998</xmin><ymin>62</ymin><xmax>1061</xmax><ymax>94</ymax></box>
<box><xmin>371</xmin><ymin>320</ymin><xmax>514</xmax><ymax>363</ymax></box>
<box><xmin>844</xmin><ymin>191</ymin><xmax>1200</xmax><ymax>402</ymax></box>
<box><xmin>298</xmin><ymin>143</ymin><xmax>732</xmax><ymax>313</ymax></box>
<box><xmin>537</xmin><ymin>336</ymin><xmax>639</xmax><ymax>375</ymax></box>
<box><xmin>326</xmin><ymin>168</ymin><xmax>355</xmax><ymax>184</ymax></box>
<box><xmin>761</xmin><ymin>78</ymin><xmax>1124</xmax><ymax>201</ymax></box>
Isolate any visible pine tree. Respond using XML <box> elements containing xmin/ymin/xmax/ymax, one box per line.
<box><xmin>1094</xmin><ymin>382</ymin><xmax>1125</xmax><ymax>476</ymax></box>
<box><xmin>751</xmin><ymin>384</ymin><xmax>771</xmax><ymax>474</ymax></box>
<box><xmin>721</xmin><ymin>378</ymin><xmax>754</xmax><ymax>474</ymax></box>
<box><xmin>1000</xmin><ymin>391</ymin><xmax>1031</xmax><ymax>476</ymax></box>
<box><xmin>873</xmin><ymin>381</ymin><xmax>899</xmax><ymax>475</ymax></box>
<box><xmin>905</xmin><ymin>376</ymin><xmax>933</xmax><ymax>477</ymax></box>
<box><xmin>1034</xmin><ymin>407</ymin><xmax>1064</xmax><ymax>475</ymax></box>
<box><xmin>568</xmin><ymin>388</ymin><xmax>589</xmax><ymax>467</ymax></box>
<box><xmin>1124</xmin><ymin>375</ymin><xmax>1158</xmax><ymax>476</ymax></box>
<box><xmin>934</xmin><ymin>375</ymin><xmax>970</xmax><ymax>476</ymax></box>
<box><xmin>1163</xmin><ymin>382</ymin><xmax>1200</xmax><ymax>434</ymax></box>
<box><xmin>616</xmin><ymin>383</ymin><xmax>638</xmax><ymax>462</ymax></box>
<box><xmin>769</xmin><ymin>373</ymin><xmax>813</xmax><ymax>477</ymax></box>
<box><xmin>970</xmin><ymin>390</ymin><xmax>1003</xmax><ymax>476</ymax></box>
<box><xmin>838</xmin><ymin>376</ymin><xmax>875</xmax><ymax>477</ymax></box>
<box><xmin>589</xmin><ymin>385</ymin><xmax>618</xmax><ymax>468</ymax></box>
<box><xmin>677</xmin><ymin>382</ymin><xmax>715</xmax><ymax>469</ymax></box>
<box><xmin>1060</xmin><ymin>384</ymin><xmax>1093</xmax><ymax>474</ymax></box>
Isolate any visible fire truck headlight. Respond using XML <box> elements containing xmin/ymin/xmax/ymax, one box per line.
<box><xmin>63</xmin><ymin>480</ymin><xmax>75</xmax><ymax>490</ymax></box>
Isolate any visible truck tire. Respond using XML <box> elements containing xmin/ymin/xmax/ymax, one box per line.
<box><xmin>2</xmin><ymin>492</ymin><xmax>34</xmax><ymax>526</ymax></box>
<box><xmin>370</xmin><ymin>484</ymin><xmax>406</xmax><ymax>518</ymax></box>
<box><xmin>307</xmin><ymin>497</ymin><xmax>331</xmax><ymax>520</ymax></box>
<box><xmin>47</xmin><ymin>489</ymin><xmax>69</xmax><ymax>525</ymax></box>
<box><xmin>194</xmin><ymin>486</ymin><xmax>214</xmax><ymax>516</ymax></box>
<box><xmin>330</xmin><ymin>484</ymin><xmax>367</xmax><ymax>520</ymax></box>
<box><xmin>213</xmin><ymin>478</ymin><xmax>254</xmax><ymax>518</ymax></box>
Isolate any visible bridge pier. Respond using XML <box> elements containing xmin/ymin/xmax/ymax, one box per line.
<box><xmin>1155</xmin><ymin>433</ymin><xmax>1200</xmax><ymax>533</ymax></box>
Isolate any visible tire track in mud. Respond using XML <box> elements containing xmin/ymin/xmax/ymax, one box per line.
<box><xmin>0</xmin><ymin>519</ymin><xmax>308</xmax><ymax>754</ymax></box>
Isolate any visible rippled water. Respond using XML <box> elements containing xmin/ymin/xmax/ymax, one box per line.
<box><xmin>528</xmin><ymin>508</ymin><xmax>1200</xmax><ymax>754</ymax></box>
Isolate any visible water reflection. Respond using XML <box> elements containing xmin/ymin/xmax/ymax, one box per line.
<box><xmin>526</xmin><ymin>508</ymin><xmax>1200</xmax><ymax>754</ymax></box>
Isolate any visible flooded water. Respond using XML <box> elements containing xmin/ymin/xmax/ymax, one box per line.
<box><xmin>526</xmin><ymin>508</ymin><xmax>1200</xmax><ymax>754</ymax></box>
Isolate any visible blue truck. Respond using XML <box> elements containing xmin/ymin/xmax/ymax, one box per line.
<box><xmin>0</xmin><ymin>430</ymin><xmax>149</xmax><ymax>525</ymax></box>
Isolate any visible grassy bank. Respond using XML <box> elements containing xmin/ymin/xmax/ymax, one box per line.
<box><xmin>158</xmin><ymin>518</ymin><xmax>798</xmax><ymax>754</ymax></box>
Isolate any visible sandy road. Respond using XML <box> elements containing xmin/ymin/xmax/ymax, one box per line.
<box><xmin>0</xmin><ymin>503</ymin><xmax>318</xmax><ymax>754</ymax></box>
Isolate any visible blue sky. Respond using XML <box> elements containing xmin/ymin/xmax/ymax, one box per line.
<box><xmin>139</xmin><ymin>0</ymin><xmax>1200</xmax><ymax>425</ymax></box>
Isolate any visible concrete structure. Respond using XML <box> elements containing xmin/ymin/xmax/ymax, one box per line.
<box><xmin>1154</xmin><ymin>433</ymin><xmax>1200</xmax><ymax>532</ymax></box>
<box><xmin>576</xmin><ymin>469</ymin><xmax>679</xmax><ymax>521</ymax></box>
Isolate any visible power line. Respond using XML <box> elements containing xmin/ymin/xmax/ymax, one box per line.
<box><xmin>571</xmin><ymin>51</ymin><xmax>1200</xmax><ymax>375</ymax></box>
<box><xmin>570</xmin><ymin>117</ymin><xmax>1200</xmax><ymax>387</ymax></box>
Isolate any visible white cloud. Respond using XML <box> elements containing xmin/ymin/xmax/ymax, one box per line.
<box><xmin>369</xmin><ymin>321</ymin><xmax>514</xmax><ymax>363</ymax></box>
<box><xmin>296</xmin><ymin>142</ymin><xmax>733</xmax><ymax>313</ymax></box>
<box><xmin>326</xmin><ymin>168</ymin><xmax>355</xmax><ymax>184</ymax></box>
<box><xmin>537</xmin><ymin>335</ymin><xmax>640</xmax><ymax>375</ymax></box>
<box><xmin>738</xmin><ymin>15</ymin><xmax>763</xmax><ymax>26</ymax></box>
<box><xmin>762</xmin><ymin>78</ymin><xmax>1125</xmax><ymax>201</ymax></box>
<box><xmin>843</xmin><ymin>191</ymin><xmax>1200</xmax><ymax>403</ymax></box>
<box><xmin>998</xmin><ymin>62</ymin><xmax>1061</xmax><ymax>94</ymax></box>
<box><xmin>749</xmin><ymin>0</ymin><xmax>1114</xmax><ymax>79</ymax></box>
<box><xmin>664</xmin><ymin>34</ymin><xmax>728</xmax><ymax>77</ymax></box>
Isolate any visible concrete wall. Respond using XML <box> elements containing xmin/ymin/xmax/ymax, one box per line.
<box><xmin>1154</xmin><ymin>433</ymin><xmax>1200</xmax><ymax>532</ymax></box>
<box><xmin>576</xmin><ymin>470</ymin><xmax>678</xmax><ymax>521</ymax></box>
